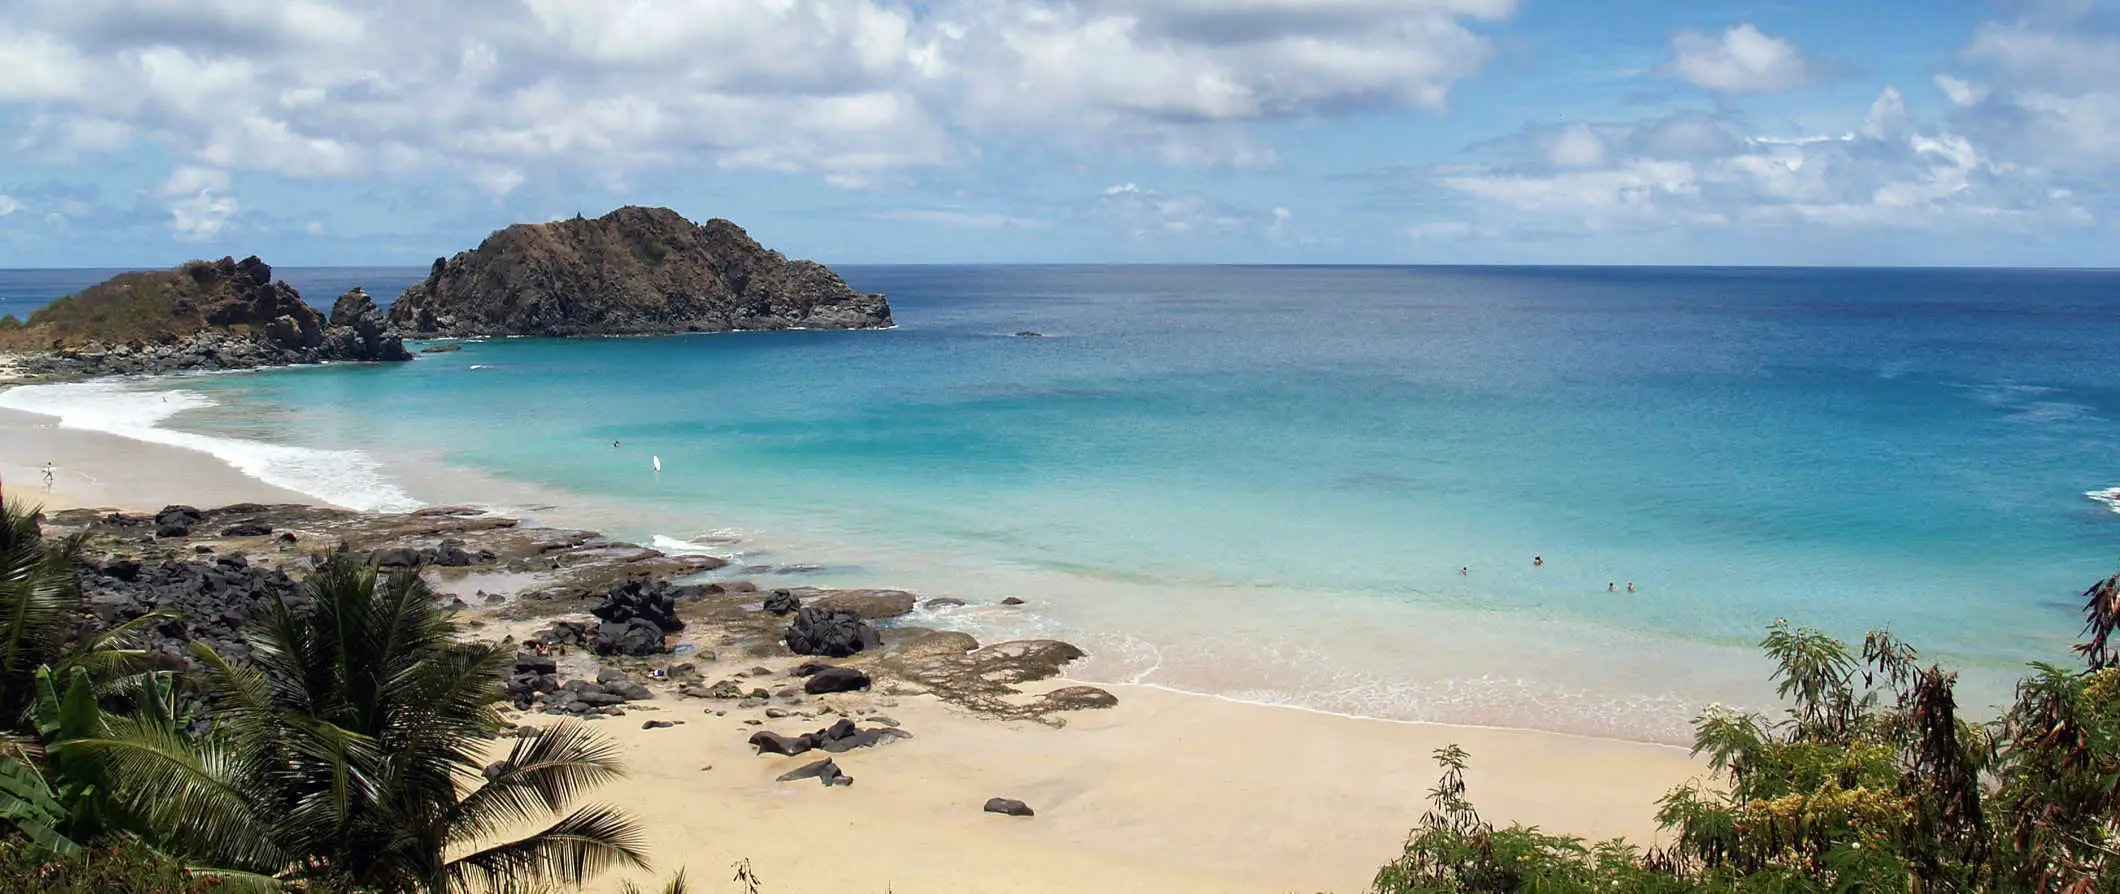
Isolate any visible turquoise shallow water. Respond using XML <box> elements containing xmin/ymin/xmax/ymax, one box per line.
<box><xmin>5</xmin><ymin>265</ymin><xmax>2117</xmax><ymax>741</ymax></box>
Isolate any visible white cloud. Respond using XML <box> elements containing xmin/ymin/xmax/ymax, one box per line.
<box><xmin>1664</xmin><ymin>24</ymin><xmax>1814</xmax><ymax>93</ymax></box>
<box><xmin>0</xmin><ymin>0</ymin><xmax>1516</xmax><ymax>191</ymax></box>
<box><xmin>0</xmin><ymin>195</ymin><xmax>19</xmax><ymax>216</ymax></box>
<box><xmin>156</xmin><ymin>165</ymin><xmax>229</xmax><ymax>197</ymax></box>
<box><xmin>155</xmin><ymin>165</ymin><xmax>237</xmax><ymax>240</ymax></box>
<box><xmin>1547</xmin><ymin>123</ymin><xmax>1608</xmax><ymax>168</ymax></box>
<box><xmin>1939</xmin><ymin>7</ymin><xmax>2120</xmax><ymax>171</ymax></box>
<box><xmin>304</xmin><ymin>219</ymin><xmax>324</xmax><ymax>235</ymax></box>
<box><xmin>1432</xmin><ymin>88</ymin><xmax>2094</xmax><ymax>236</ymax></box>
<box><xmin>1098</xmin><ymin>182</ymin><xmax>1255</xmax><ymax>238</ymax></box>
<box><xmin>1933</xmin><ymin>74</ymin><xmax>1985</xmax><ymax>107</ymax></box>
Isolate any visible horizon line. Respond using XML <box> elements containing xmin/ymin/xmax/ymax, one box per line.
<box><xmin>2</xmin><ymin>261</ymin><xmax>2117</xmax><ymax>273</ymax></box>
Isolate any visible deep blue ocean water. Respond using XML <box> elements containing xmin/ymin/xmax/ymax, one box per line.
<box><xmin>4</xmin><ymin>265</ymin><xmax>2117</xmax><ymax>741</ymax></box>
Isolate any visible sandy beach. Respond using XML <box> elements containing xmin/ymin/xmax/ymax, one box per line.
<box><xmin>3</xmin><ymin>393</ymin><xmax>1707</xmax><ymax>894</ymax></box>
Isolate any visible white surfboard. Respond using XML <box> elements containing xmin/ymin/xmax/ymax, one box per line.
<box><xmin>652</xmin><ymin>455</ymin><xmax>662</xmax><ymax>473</ymax></box>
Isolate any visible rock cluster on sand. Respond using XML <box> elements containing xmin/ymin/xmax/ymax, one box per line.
<box><xmin>78</xmin><ymin>550</ymin><xmax>307</xmax><ymax>670</ymax></box>
<box><xmin>984</xmin><ymin>798</ymin><xmax>1035</xmax><ymax>817</ymax></box>
<box><xmin>776</xmin><ymin>757</ymin><xmax>853</xmax><ymax>787</ymax></box>
<box><xmin>586</xmin><ymin>578</ymin><xmax>689</xmax><ymax>656</ymax></box>
<box><xmin>5</xmin><ymin>257</ymin><xmax>412</xmax><ymax>377</ymax></box>
<box><xmin>385</xmin><ymin>206</ymin><xmax>893</xmax><ymax>337</ymax></box>
<box><xmin>514</xmin><ymin>660</ymin><xmax>658</xmax><ymax>715</ymax></box>
<box><xmin>785</xmin><ymin>606</ymin><xmax>881</xmax><ymax>657</ymax></box>
<box><xmin>748</xmin><ymin>717</ymin><xmax>910</xmax><ymax>757</ymax></box>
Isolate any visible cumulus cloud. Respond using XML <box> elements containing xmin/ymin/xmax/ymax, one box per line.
<box><xmin>155</xmin><ymin>165</ymin><xmax>238</xmax><ymax>240</ymax></box>
<box><xmin>1422</xmin><ymin>89</ymin><xmax>2094</xmax><ymax>236</ymax></box>
<box><xmin>0</xmin><ymin>0</ymin><xmax>1516</xmax><ymax>193</ymax></box>
<box><xmin>0</xmin><ymin>195</ymin><xmax>19</xmax><ymax>217</ymax></box>
<box><xmin>1663</xmin><ymin>24</ymin><xmax>1815</xmax><ymax>93</ymax></box>
<box><xmin>1098</xmin><ymin>182</ymin><xmax>1268</xmax><ymax>238</ymax></box>
<box><xmin>1938</xmin><ymin>3</ymin><xmax>2120</xmax><ymax>171</ymax></box>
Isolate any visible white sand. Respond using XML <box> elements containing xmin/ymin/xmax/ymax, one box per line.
<box><xmin>559</xmin><ymin>679</ymin><xmax>1700</xmax><ymax>894</ymax></box>
<box><xmin>4</xmin><ymin>388</ymin><xmax>1707</xmax><ymax>893</ymax></box>
<box><xmin>0</xmin><ymin>406</ymin><xmax>313</xmax><ymax>511</ymax></box>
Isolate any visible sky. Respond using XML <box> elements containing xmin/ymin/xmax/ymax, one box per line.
<box><xmin>0</xmin><ymin>0</ymin><xmax>2116</xmax><ymax>267</ymax></box>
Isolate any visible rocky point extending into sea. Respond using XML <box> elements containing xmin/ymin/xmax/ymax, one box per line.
<box><xmin>387</xmin><ymin>206</ymin><xmax>893</xmax><ymax>337</ymax></box>
<box><xmin>1</xmin><ymin>256</ymin><xmax>410</xmax><ymax>379</ymax></box>
<box><xmin>0</xmin><ymin>206</ymin><xmax>892</xmax><ymax>382</ymax></box>
<box><xmin>42</xmin><ymin>501</ymin><xmax>1116</xmax><ymax>753</ymax></box>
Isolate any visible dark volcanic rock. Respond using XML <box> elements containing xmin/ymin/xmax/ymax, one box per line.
<box><xmin>371</xmin><ymin>547</ymin><xmax>422</xmax><ymax>568</ymax></box>
<box><xmin>419</xmin><ymin>344</ymin><xmax>462</xmax><ymax>353</ymax></box>
<box><xmin>325</xmin><ymin>288</ymin><xmax>412</xmax><ymax>362</ymax></box>
<box><xmin>776</xmin><ymin>758</ymin><xmax>852</xmax><ymax>787</ymax></box>
<box><xmin>218</xmin><ymin>521</ymin><xmax>273</xmax><ymax>537</ymax></box>
<box><xmin>76</xmin><ymin>553</ymin><xmax>308</xmax><ymax>674</ymax></box>
<box><xmin>8</xmin><ymin>258</ymin><xmax>414</xmax><ymax>378</ymax></box>
<box><xmin>748</xmin><ymin>718</ymin><xmax>908</xmax><ymax>757</ymax></box>
<box><xmin>984</xmin><ymin>798</ymin><xmax>1035</xmax><ymax>817</ymax></box>
<box><xmin>384</xmin><ymin>207</ymin><xmax>893</xmax><ymax>338</ymax></box>
<box><xmin>762</xmin><ymin>589</ymin><xmax>801</xmax><ymax>616</ymax></box>
<box><xmin>803</xmin><ymin>667</ymin><xmax>871</xmax><ymax>695</ymax></box>
<box><xmin>586</xmin><ymin>578</ymin><xmax>686</xmax><ymax>656</ymax></box>
<box><xmin>785</xmin><ymin>607</ymin><xmax>880</xmax><ymax>658</ymax></box>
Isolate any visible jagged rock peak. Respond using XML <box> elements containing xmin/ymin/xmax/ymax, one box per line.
<box><xmin>384</xmin><ymin>206</ymin><xmax>893</xmax><ymax>337</ymax></box>
<box><xmin>1</xmin><ymin>256</ymin><xmax>414</xmax><ymax>378</ymax></box>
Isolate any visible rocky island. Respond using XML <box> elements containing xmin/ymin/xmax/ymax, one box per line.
<box><xmin>386</xmin><ymin>205</ymin><xmax>892</xmax><ymax>337</ymax></box>
<box><xmin>0</xmin><ymin>255</ymin><xmax>411</xmax><ymax>378</ymax></box>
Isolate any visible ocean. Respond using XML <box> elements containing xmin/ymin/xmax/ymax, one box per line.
<box><xmin>3</xmin><ymin>264</ymin><xmax>2117</xmax><ymax>742</ymax></box>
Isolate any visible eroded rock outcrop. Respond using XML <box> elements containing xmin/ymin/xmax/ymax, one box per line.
<box><xmin>385</xmin><ymin>206</ymin><xmax>891</xmax><ymax>337</ymax></box>
<box><xmin>5</xmin><ymin>257</ymin><xmax>413</xmax><ymax>377</ymax></box>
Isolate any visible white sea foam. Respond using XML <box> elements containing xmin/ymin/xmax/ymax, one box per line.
<box><xmin>650</xmin><ymin>534</ymin><xmax>729</xmax><ymax>555</ymax></box>
<box><xmin>2091</xmin><ymin>487</ymin><xmax>2120</xmax><ymax>515</ymax></box>
<box><xmin>0</xmin><ymin>381</ymin><xmax>421</xmax><ymax>513</ymax></box>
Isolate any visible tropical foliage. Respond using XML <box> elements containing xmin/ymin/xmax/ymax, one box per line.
<box><xmin>0</xmin><ymin>495</ymin><xmax>651</xmax><ymax>892</ymax></box>
<box><xmin>1374</xmin><ymin>569</ymin><xmax>2120</xmax><ymax>893</ymax></box>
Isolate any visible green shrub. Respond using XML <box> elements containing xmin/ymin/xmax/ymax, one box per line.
<box><xmin>1374</xmin><ymin>568</ymin><xmax>2120</xmax><ymax>894</ymax></box>
<box><xmin>0</xmin><ymin>835</ymin><xmax>216</xmax><ymax>893</ymax></box>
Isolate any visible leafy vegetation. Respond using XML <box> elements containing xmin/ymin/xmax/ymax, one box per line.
<box><xmin>1374</xmin><ymin>569</ymin><xmax>2120</xmax><ymax>893</ymax></box>
<box><xmin>0</xmin><ymin>496</ymin><xmax>650</xmax><ymax>892</ymax></box>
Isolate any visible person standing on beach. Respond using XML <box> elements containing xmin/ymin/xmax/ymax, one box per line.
<box><xmin>41</xmin><ymin>462</ymin><xmax>54</xmax><ymax>489</ymax></box>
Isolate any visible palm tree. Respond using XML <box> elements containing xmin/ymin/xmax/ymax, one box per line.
<box><xmin>0</xmin><ymin>496</ymin><xmax>155</xmax><ymax>730</ymax></box>
<box><xmin>76</xmin><ymin>552</ymin><xmax>650</xmax><ymax>892</ymax></box>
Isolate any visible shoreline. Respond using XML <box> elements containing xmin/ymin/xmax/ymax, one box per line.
<box><xmin>4</xmin><ymin>386</ymin><xmax>1707</xmax><ymax>892</ymax></box>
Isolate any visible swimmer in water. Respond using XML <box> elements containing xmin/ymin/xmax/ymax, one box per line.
<box><xmin>1608</xmin><ymin>582</ymin><xmax>1615</xmax><ymax>592</ymax></box>
<box><xmin>1533</xmin><ymin>556</ymin><xmax>1544</xmax><ymax>567</ymax></box>
<box><xmin>1627</xmin><ymin>582</ymin><xmax>1637</xmax><ymax>593</ymax></box>
<box><xmin>1459</xmin><ymin>566</ymin><xmax>1469</xmax><ymax>575</ymax></box>
<box><xmin>613</xmin><ymin>440</ymin><xmax>621</xmax><ymax>448</ymax></box>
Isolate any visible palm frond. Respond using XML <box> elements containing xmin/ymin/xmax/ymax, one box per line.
<box><xmin>446</xmin><ymin>721</ymin><xmax>631</xmax><ymax>843</ymax></box>
<box><xmin>60</xmin><ymin>720</ymin><xmax>286</xmax><ymax>872</ymax></box>
<box><xmin>442</xmin><ymin>803</ymin><xmax>650</xmax><ymax>894</ymax></box>
<box><xmin>0</xmin><ymin>751</ymin><xmax>77</xmax><ymax>855</ymax></box>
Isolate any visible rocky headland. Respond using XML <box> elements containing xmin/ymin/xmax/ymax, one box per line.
<box><xmin>42</xmin><ymin>502</ymin><xmax>1113</xmax><ymax>742</ymax></box>
<box><xmin>0</xmin><ymin>256</ymin><xmax>411</xmax><ymax>379</ymax></box>
<box><xmin>385</xmin><ymin>206</ymin><xmax>892</xmax><ymax>337</ymax></box>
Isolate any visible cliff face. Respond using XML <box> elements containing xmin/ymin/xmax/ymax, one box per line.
<box><xmin>2</xmin><ymin>257</ymin><xmax>411</xmax><ymax>378</ymax></box>
<box><xmin>384</xmin><ymin>206</ymin><xmax>892</xmax><ymax>337</ymax></box>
